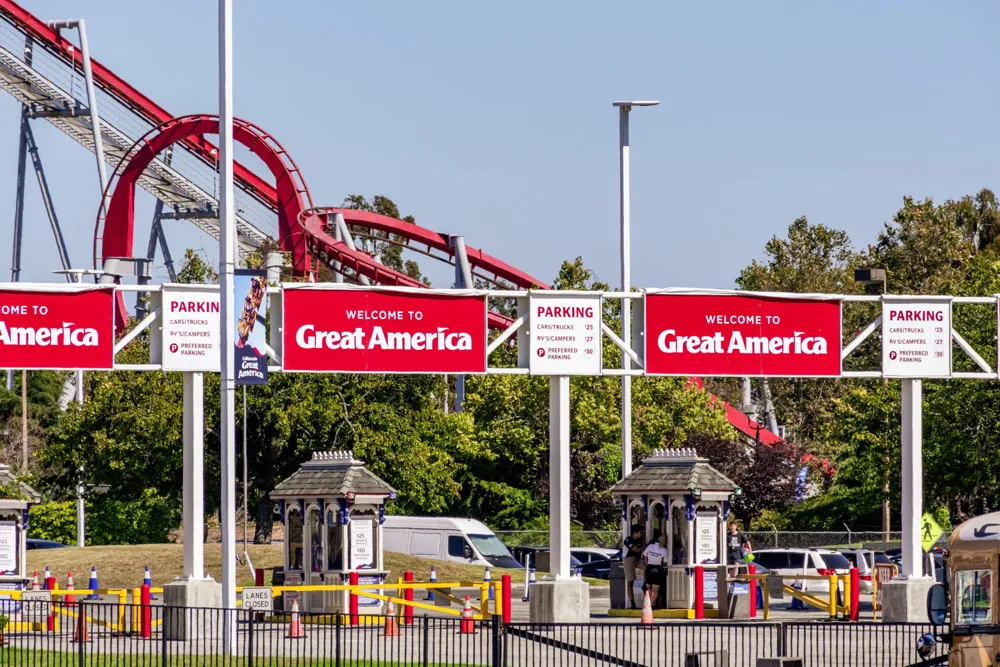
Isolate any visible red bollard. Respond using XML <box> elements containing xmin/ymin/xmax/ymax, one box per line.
<box><xmin>694</xmin><ymin>566</ymin><xmax>705</xmax><ymax>620</ymax></box>
<box><xmin>850</xmin><ymin>568</ymin><xmax>860</xmax><ymax>621</ymax></box>
<box><xmin>140</xmin><ymin>584</ymin><xmax>152</xmax><ymax>639</ymax></box>
<box><xmin>501</xmin><ymin>575</ymin><xmax>512</xmax><ymax>624</ymax></box>
<box><xmin>44</xmin><ymin>574</ymin><xmax>57</xmax><ymax>631</ymax></box>
<box><xmin>349</xmin><ymin>571</ymin><xmax>359</xmax><ymax>626</ymax></box>
<box><xmin>255</xmin><ymin>568</ymin><xmax>265</xmax><ymax>587</ymax></box>
<box><xmin>403</xmin><ymin>571</ymin><xmax>414</xmax><ymax>626</ymax></box>
<box><xmin>748</xmin><ymin>565</ymin><xmax>757</xmax><ymax>618</ymax></box>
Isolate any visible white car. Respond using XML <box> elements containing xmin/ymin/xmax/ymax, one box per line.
<box><xmin>752</xmin><ymin>548</ymin><xmax>853</xmax><ymax>593</ymax></box>
<box><xmin>838</xmin><ymin>549</ymin><xmax>876</xmax><ymax>594</ymax></box>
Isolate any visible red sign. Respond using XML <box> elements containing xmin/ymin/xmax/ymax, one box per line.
<box><xmin>0</xmin><ymin>287</ymin><xmax>116</xmax><ymax>370</ymax></box>
<box><xmin>282</xmin><ymin>288</ymin><xmax>487</xmax><ymax>373</ymax></box>
<box><xmin>643</xmin><ymin>293</ymin><xmax>841</xmax><ymax>377</ymax></box>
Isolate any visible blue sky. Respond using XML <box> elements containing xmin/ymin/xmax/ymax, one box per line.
<box><xmin>0</xmin><ymin>1</ymin><xmax>996</xmax><ymax>290</ymax></box>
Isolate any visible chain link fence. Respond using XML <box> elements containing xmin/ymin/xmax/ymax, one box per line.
<box><xmin>496</xmin><ymin>530</ymin><xmax>952</xmax><ymax>551</ymax></box>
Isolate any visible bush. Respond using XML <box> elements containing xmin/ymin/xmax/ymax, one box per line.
<box><xmin>29</xmin><ymin>490</ymin><xmax>178</xmax><ymax>546</ymax></box>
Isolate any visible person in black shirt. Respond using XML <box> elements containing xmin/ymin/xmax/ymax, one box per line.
<box><xmin>623</xmin><ymin>525</ymin><xmax>645</xmax><ymax>609</ymax></box>
<box><xmin>727</xmin><ymin>522</ymin><xmax>751</xmax><ymax>575</ymax></box>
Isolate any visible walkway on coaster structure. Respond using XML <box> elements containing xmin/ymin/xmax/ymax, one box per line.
<box><xmin>0</xmin><ymin>0</ymin><xmax>785</xmax><ymax>447</ymax></box>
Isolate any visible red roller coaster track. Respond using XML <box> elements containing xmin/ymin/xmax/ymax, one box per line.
<box><xmin>1</xmin><ymin>0</ymin><xmax>788</xmax><ymax>449</ymax></box>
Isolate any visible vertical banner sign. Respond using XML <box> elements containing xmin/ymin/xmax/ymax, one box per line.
<box><xmin>282</xmin><ymin>287</ymin><xmax>487</xmax><ymax>373</ymax></box>
<box><xmin>643</xmin><ymin>292</ymin><xmax>842</xmax><ymax>377</ymax></box>
<box><xmin>882</xmin><ymin>299</ymin><xmax>951</xmax><ymax>378</ymax></box>
<box><xmin>0</xmin><ymin>521</ymin><xmax>16</xmax><ymax>574</ymax></box>
<box><xmin>160</xmin><ymin>287</ymin><xmax>221</xmax><ymax>371</ymax></box>
<box><xmin>527</xmin><ymin>294</ymin><xmax>603</xmax><ymax>375</ymax></box>
<box><xmin>695</xmin><ymin>511</ymin><xmax>718</xmax><ymax>564</ymax></box>
<box><xmin>350</xmin><ymin>519</ymin><xmax>374</xmax><ymax>570</ymax></box>
<box><xmin>234</xmin><ymin>270</ymin><xmax>268</xmax><ymax>384</ymax></box>
<box><xmin>0</xmin><ymin>287</ymin><xmax>115</xmax><ymax>370</ymax></box>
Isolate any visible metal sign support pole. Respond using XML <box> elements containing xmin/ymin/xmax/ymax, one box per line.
<box><xmin>183</xmin><ymin>372</ymin><xmax>205</xmax><ymax>580</ymax></box>
<box><xmin>549</xmin><ymin>375</ymin><xmax>570</xmax><ymax>579</ymax></box>
<box><xmin>900</xmin><ymin>378</ymin><xmax>923</xmax><ymax>578</ymax></box>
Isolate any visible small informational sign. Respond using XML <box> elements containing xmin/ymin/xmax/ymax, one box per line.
<box><xmin>234</xmin><ymin>270</ymin><xmax>269</xmax><ymax>385</ymax></box>
<box><xmin>767</xmin><ymin>574</ymin><xmax>785</xmax><ymax>600</ymax></box>
<box><xmin>160</xmin><ymin>287</ymin><xmax>220</xmax><ymax>371</ymax></box>
<box><xmin>695</xmin><ymin>512</ymin><xmax>718</xmax><ymax>564</ymax></box>
<box><xmin>882</xmin><ymin>300</ymin><xmax>951</xmax><ymax>378</ymax></box>
<box><xmin>0</xmin><ymin>581</ymin><xmax>22</xmax><ymax>613</ymax></box>
<box><xmin>729</xmin><ymin>582</ymin><xmax>750</xmax><ymax>596</ymax></box>
<box><xmin>0</xmin><ymin>520</ymin><xmax>16</xmax><ymax>574</ymax></box>
<box><xmin>20</xmin><ymin>590</ymin><xmax>51</xmax><ymax>620</ymax></box>
<box><xmin>704</xmin><ymin>571</ymin><xmax>718</xmax><ymax>602</ymax></box>
<box><xmin>283</xmin><ymin>571</ymin><xmax>303</xmax><ymax>586</ymax></box>
<box><xmin>357</xmin><ymin>573</ymin><xmax>384</xmax><ymax>607</ymax></box>
<box><xmin>350</xmin><ymin>519</ymin><xmax>374</xmax><ymax>570</ymax></box>
<box><xmin>242</xmin><ymin>587</ymin><xmax>273</xmax><ymax>612</ymax></box>
<box><xmin>921</xmin><ymin>513</ymin><xmax>945</xmax><ymax>552</ymax></box>
<box><xmin>527</xmin><ymin>294</ymin><xmax>602</xmax><ymax>375</ymax></box>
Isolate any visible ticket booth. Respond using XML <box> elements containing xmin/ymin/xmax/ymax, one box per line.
<box><xmin>610</xmin><ymin>448</ymin><xmax>738</xmax><ymax>610</ymax></box>
<box><xmin>0</xmin><ymin>464</ymin><xmax>40</xmax><ymax>592</ymax></box>
<box><xmin>272</xmin><ymin>451</ymin><xmax>396</xmax><ymax>614</ymax></box>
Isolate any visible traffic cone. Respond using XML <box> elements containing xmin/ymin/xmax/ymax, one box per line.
<box><xmin>31</xmin><ymin>571</ymin><xmax>39</xmax><ymax>591</ymax></box>
<box><xmin>640</xmin><ymin>591</ymin><xmax>654</xmax><ymax>626</ymax></box>
<box><xmin>43</xmin><ymin>566</ymin><xmax>53</xmax><ymax>590</ymax></box>
<box><xmin>425</xmin><ymin>567</ymin><xmax>437</xmax><ymax>601</ymax></box>
<box><xmin>72</xmin><ymin>611</ymin><xmax>90</xmax><ymax>643</ymax></box>
<box><xmin>383</xmin><ymin>600</ymin><xmax>400</xmax><ymax>637</ymax></box>
<box><xmin>460</xmin><ymin>595</ymin><xmax>475</xmax><ymax>634</ymax></box>
<box><xmin>88</xmin><ymin>567</ymin><xmax>100</xmax><ymax>599</ymax></box>
<box><xmin>286</xmin><ymin>598</ymin><xmax>305</xmax><ymax>639</ymax></box>
<box><xmin>143</xmin><ymin>566</ymin><xmax>152</xmax><ymax>586</ymax></box>
<box><xmin>484</xmin><ymin>567</ymin><xmax>493</xmax><ymax>600</ymax></box>
<box><xmin>64</xmin><ymin>572</ymin><xmax>77</xmax><ymax>606</ymax></box>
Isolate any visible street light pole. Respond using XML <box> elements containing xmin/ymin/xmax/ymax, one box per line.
<box><xmin>613</xmin><ymin>101</ymin><xmax>658</xmax><ymax>481</ymax></box>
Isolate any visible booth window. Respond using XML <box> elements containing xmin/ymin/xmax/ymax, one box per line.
<box><xmin>287</xmin><ymin>506</ymin><xmax>303</xmax><ymax>570</ymax></box>
<box><xmin>956</xmin><ymin>569</ymin><xmax>993</xmax><ymax>625</ymax></box>
<box><xmin>308</xmin><ymin>507</ymin><xmax>322</xmax><ymax>572</ymax></box>
<box><xmin>326</xmin><ymin>509</ymin><xmax>343</xmax><ymax>571</ymax></box>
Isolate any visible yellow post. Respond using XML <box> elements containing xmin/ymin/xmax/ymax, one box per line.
<box><xmin>495</xmin><ymin>583</ymin><xmax>503</xmax><ymax>621</ymax></box>
<box><xmin>761</xmin><ymin>575</ymin><xmax>769</xmax><ymax>620</ymax></box>
<box><xmin>841</xmin><ymin>574</ymin><xmax>851</xmax><ymax>618</ymax></box>
<box><xmin>117</xmin><ymin>590</ymin><xmax>127</xmax><ymax>634</ymax></box>
<box><xmin>131</xmin><ymin>588</ymin><xmax>141</xmax><ymax>634</ymax></box>
<box><xmin>480</xmin><ymin>583</ymin><xmax>490</xmax><ymax>618</ymax></box>
<box><xmin>827</xmin><ymin>575</ymin><xmax>837</xmax><ymax>618</ymax></box>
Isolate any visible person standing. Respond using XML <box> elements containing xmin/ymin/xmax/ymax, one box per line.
<box><xmin>727</xmin><ymin>522</ymin><xmax>751</xmax><ymax>576</ymax></box>
<box><xmin>623</xmin><ymin>525</ymin><xmax>645</xmax><ymax>609</ymax></box>
<box><xmin>643</xmin><ymin>531</ymin><xmax>669</xmax><ymax>609</ymax></box>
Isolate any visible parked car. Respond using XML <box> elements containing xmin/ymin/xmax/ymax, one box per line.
<box><xmin>838</xmin><ymin>549</ymin><xmax>875</xmax><ymax>593</ymax></box>
<box><xmin>383</xmin><ymin>516</ymin><xmax>521</xmax><ymax>569</ymax></box>
<box><xmin>26</xmin><ymin>538</ymin><xmax>67</xmax><ymax>550</ymax></box>
<box><xmin>571</xmin><ymin>548</ymin><xmax>621</xmax><ymax>580</ymax></box>
<box><xmin>752</xmin><ymin>548</ymin><xmax>852</xmax><ymax>593</ymax></box>
<box><xmin>510</xmin><ymin>546</ymin><xmax>582</xmax><ymax>572</ymax></box>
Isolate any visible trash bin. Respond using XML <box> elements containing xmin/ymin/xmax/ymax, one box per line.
<box><xmin>609</xmin><ymin>561</ymin><xmax>626</xmax><ymax>609</ymax></box>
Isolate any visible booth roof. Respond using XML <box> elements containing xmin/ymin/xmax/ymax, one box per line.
<box><xmin>272</xmin><ymin>451</ymin><xmax>396</xmax><ymax>500</ymax></box>
<box><xmin>0</xmin><ymin>464</ymin><xmax>40</xmax><ymax>503</ymax></box>
<box><xmin>609</xmin><ymin>448</ymin><xmax>737</xmax><ymax>495</ymax></box>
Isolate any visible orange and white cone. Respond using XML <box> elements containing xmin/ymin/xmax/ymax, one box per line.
<box><xmin>383</xmin><ymin>600</ymin><xmax>400</xmax><ymax>637</ymax></box>
<box><xmin>72</xmin><ymin>612</ymin><xmax>90</xmax><ymax>643</ymax></box>
<box><xmin>286</xmin><ymin>598</ymin><xmax>305</xmax><ymax>639</ymax></box>
<box><xmin>460</xmin><ymin>595</ymin><xmax>476</xmax><ymax>634</ymax></box>
<box><xmin>64</xmin><ymin>572</ymin><xmax>77</xmax><ymax>606</ymax></box>
<box><xmin>640</xmin><ymin>590</ymin><xmax>654</xmax><ymax>626</ymax></box>
<box><xmin>31</xmin><ymin>571</ymin><xmax>39</xmax><ymax>591</ymax></box>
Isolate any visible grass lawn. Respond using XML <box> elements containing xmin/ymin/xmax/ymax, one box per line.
<box><xmin>3</xmin><ymin>650</ymin><xmax>485</xmax><ymax>666</ymax></box>
<box><xmin>27</xmin><ymin>544</ymin><xmax>523</xmax><ymax>590</ymax></box>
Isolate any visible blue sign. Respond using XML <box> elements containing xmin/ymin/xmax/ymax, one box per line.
<box><xmin>234</xmin><ymin>269</ymin><xmax>268</xmax><ymax>385</ymax></box>
<box><xmin>729</xmin><ymin>582</ymin><xmax>750</xmax><ymax>596</ymax></box>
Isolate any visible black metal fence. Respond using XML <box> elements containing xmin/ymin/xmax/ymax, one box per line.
<box><xmin>0</xmin><ymin>601</ymin><xmax>944</xmax><ymax>666</ymax></box>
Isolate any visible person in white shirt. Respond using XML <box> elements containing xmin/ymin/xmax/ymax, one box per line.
<box><xmin>642</xmin><ymin>531</ymin><xmax>669</xmax><ymax>609</ymax></box>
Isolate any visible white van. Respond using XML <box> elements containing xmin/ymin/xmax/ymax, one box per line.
<box><xmin>383</xmin><ymin>516</ymin><xmax>521</xmax><ymax>569</ymax></box>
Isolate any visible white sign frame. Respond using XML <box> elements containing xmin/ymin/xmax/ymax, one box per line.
<box><xmin>0</xmin><ymin>521</ymin><xmax>16</xmax><ymax>574</ymax></box>
<box><xmin>350</xmin><ymin>519</ymin><xmax>374</xmax><ymax>570</ymax></box>
<box><xmin>881</xmin><ymin>298</ymin><xmax>953</xmax><ymax>379</ymax></box>
<box><xmin>695</xmin><ymin>511</ymin><xmax>718</xmax><ymax>564</ymax></box>
<box><xmin>150</xmin><ymin>284</ymin><xmax>222</xmax><ymax>372</ymax></box>
<box><xmin>521</xmin><ymin>292</ymin><xmax>604</xmax><ymax>376</ymax></box>
<box><xmin>241</xmin><ymin>586</ymin><xmax>273</xmax><ymax>612</ymax></box>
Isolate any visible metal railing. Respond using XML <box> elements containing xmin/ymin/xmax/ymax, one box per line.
<box><xmin>0</xmin><ymin>602</ymin><xmax>946</xmax><ymax>666</ymax></box>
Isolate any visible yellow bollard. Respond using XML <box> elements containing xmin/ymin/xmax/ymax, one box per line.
<box><xmin>841</xmin><ymin>574</ymin><xmax>851</xmax><ymax>618</ymax></box>
<box><xmin>761</xmin><ymin>575</ymin><xmax>770</xmax><ymax>621</ymax></box>
<box><xmin>494</xmin><ymin>583</ymin><xmax>503</xmax><ymax>621</ymax></box>
<box><xmin>827</xmin><ymin>575</ymin><xmax>837</xmax><ymax>618</ymax></box>
<box><xmin>480</xmin><ymin>583</ymin><xmax>490</xmax><ymax>618</ymax></box>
